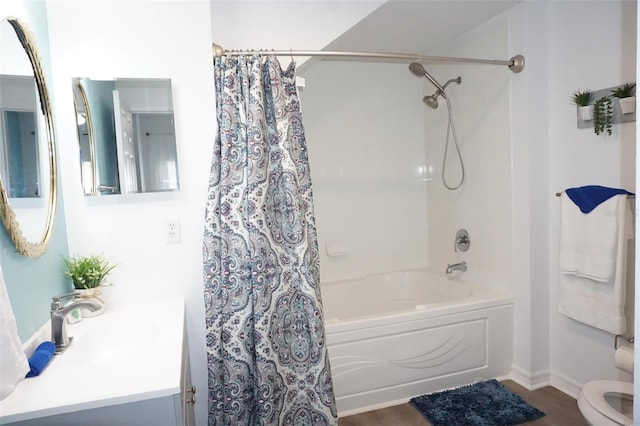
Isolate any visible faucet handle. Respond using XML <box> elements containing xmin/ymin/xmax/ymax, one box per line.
<box><xmin>51</xmin><ymin>292</ymin><xmax>78</xmax><ymax>310</ymax></box>
<box><xmin>454</xmin><ymin>229</ymin><xmax>470</xmax><ymax>252</ymax></box>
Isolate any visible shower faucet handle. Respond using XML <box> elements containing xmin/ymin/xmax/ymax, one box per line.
<box><xmin>454</xmin><ymin>228</ymin><xmax>470</xmax><ymax>252</ymax></box>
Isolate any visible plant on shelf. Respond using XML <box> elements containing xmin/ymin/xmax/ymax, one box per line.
<box><xmin>572</xmin><ymin>89</ymin><xmax>594</xmax><ymax>121</ymax></box>
<box><xmin>572</xmin><ymin>89</ymin><xmax>593</xmax><ymax>106</ymax></box>
<box><xmin>593</xmin><ymin>96</ymin><xmax>613</xmax><ymax>136</ymax></box>
<box><xmin>611</xmin><ymin>83</ymin><xmax>636</xmax><ymax>115</ymax></box>
<box><xmin>64</xmin><ymin>254</ymin><xmax>117</xmax><ymax>290</ymax></box>
<box><xmin>611</xmin><ymin>83</ymin><xmax>636</xmax><ymax>98</ymax></box>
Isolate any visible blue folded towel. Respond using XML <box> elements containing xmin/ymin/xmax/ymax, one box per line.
<box><xmin>565</xmin><ymin>185</ymin><xmax>634</xmax><ymax>214</ymax></box>
<box><xmin>25</xmin><ymin>341</ymin><xmax>55</xmax><ymax>378</ymax></box>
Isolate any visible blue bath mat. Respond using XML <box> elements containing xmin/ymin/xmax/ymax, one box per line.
<box><xmin>409</xmin><ymin>379</ymin><xmax>546</xmax><ymax>426</ymax></box>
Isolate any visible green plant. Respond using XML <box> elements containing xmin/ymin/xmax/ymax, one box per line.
<box><xmin>64</xmin><ymin>255</ymin><xmax>117</xmax><ymax>289</ymax></box>
<box><xmin>611</xmin><ymin>83</ymin><xmax>636</xmax><ymax>98</ymax></box>
<box><xmin>571</xmin><ymin>90</ymin><xmax>593</xmax><ymax>106</ymax></box>
<box><xmin>593</xmin><ymin>96</ymin><xmax>613</xmax><ymax>136</ymax></box>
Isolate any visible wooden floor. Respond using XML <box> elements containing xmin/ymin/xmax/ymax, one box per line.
<box><xmin>338</xmin><ymin>380</ymin><xmax>589</xmax><ymax>426</ymax></box>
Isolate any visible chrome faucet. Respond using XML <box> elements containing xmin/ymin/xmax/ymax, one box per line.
<box><xmin>50</xmin><ymin>293</ymin><xmax>101</xmax><ymax>354</ymax></box>
<box><xmin>446</xmin><ymin>261</ymin><xmax>467</xmax><ymax>274</ymax></box>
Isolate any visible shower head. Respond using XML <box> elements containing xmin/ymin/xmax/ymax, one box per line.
<box><xmin>408</xmin><ymin>62</ymin><xmax>446</xmax><ymax>93</ymax></box>
<box><xmin>423</xmin><ymin>94</ymin><xmax>440</xmax><ymax>109</ymax></box>
<box><xmin>409</xmin><ymin>63</ymin><xmax>463</xmax><ymax>110</ymax></box>
<box><xmin>423</xmin><ymin>89</ymin><xmax>448</xmax><ymax>109</ymax></box>
<box><xmin>408</xmin><ymin>62</ymin><xmax>426</xmax><ymax>77</ymax></box>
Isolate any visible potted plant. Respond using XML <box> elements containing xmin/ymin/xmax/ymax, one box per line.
<box><xmin>572</xmin><ymin>90</ymin><xmax>594</xmax><ymax>121</ymax></box>
<box><xmin>63</xmin><ymin>254</ymin><xmax>117</xmax><ymax>317</ymax></box>
<box><xmin>593</xmin><ymin>96</ymin><xmax>613</xmax><ymax>136</ymax></box>
<box><xmin>611</xmin><ymin>82</ymin><xmax>636</xmax><ymax>114</ymax></box>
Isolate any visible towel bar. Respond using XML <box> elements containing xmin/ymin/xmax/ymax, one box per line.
<box><xmin>555</xmin><ymin>192</ymin><xmax>635</xmax><ymax>197</ymax></box>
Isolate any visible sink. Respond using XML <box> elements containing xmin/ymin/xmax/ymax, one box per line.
<box><xmin>63</xmin><ymin>320</ymin><xmax>160</xmax><ymax>367</ymax></box>
<box><xmin>0</xmin><ymin>300</ymin><xmax>184</xmax><ymax>425</ymax></box>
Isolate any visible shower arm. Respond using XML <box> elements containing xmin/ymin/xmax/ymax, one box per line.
<box><xmin>421</xmin><ymin>72</ymin><xmax>446</xmax><ymax>93</ymax></box>
<box><xmin>212</xmin><ymin>43</ymin><xmax>526</xmax><ymax>74</ymax></box>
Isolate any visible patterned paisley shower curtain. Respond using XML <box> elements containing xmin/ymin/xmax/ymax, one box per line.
<box><xmin>203</xmin><ymin>55</ymin><xmax>337</xmax><ymax>426</ymax></box>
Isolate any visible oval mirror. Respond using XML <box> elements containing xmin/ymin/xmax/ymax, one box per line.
<box><xmin>72</xmin><ymin>78</ymin><xmax>179</xmax><ymax>195</ymax></box>
<box><xmin>0</xmin><ymin>17</ymin><xmax>57</xmax><ymax>258</ymax></box>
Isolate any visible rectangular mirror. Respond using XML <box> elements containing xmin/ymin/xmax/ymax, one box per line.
<box><xmin>72</xmin><ymin>77</ymin><xmax>179</xmax><ymax>195</ymax></box>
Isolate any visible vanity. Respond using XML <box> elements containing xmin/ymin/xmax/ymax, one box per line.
<box><xmin>0</xmin><ymin>11</ymin><xmax>194</xmax><ymax>426</ymax></box>
<box><xmin>0</xmin><ymin>300</ymin><xmax>195</xmax><ymax>426</ymax></box>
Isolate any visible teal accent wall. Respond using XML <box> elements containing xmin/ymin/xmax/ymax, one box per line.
<box><xmin>1</xmin><ymin>1</ymin><xmax>71</xmax><ymax>342</ymax></box>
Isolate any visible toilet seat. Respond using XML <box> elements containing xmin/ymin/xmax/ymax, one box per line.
<box><xmin>578</xmin><ymin>380</ymin><xmax>633</xmax><ymax>426</ymax></box>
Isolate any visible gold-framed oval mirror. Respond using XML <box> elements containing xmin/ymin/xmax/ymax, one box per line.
<box><xmin>0</xmin><ymin>17</ymin><xmax>57</xmax><ymax>258</ymax></box>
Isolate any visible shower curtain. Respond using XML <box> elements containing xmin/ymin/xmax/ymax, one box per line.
<box><xmin>203</xmin><ymin>55</ymin><xmax>337</xmax><ymax>426</ymax></box>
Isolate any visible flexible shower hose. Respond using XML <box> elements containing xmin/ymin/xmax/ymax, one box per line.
<box><xmin>441</xmin><ymin>95</ymin><xmax>465</xmax><ymax>190</ymax></box>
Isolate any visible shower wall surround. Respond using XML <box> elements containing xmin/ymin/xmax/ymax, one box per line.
<box><xmin>299</xmin><ymin>62</ymin><xmax>428</xmax><ymax>283</ymax></box>
<box><xmin>423</xmin><ymin>17</ymin><xmax>512</xmax><ymax>292</ymax></box>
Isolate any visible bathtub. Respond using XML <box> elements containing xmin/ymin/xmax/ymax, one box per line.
<box><xmin>320</xmin><ymin>269</ymin><xmax>514</xmax><ymax>416</ymax></box>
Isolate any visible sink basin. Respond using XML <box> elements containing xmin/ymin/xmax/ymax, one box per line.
<box><xmin>63</xmin><ymin>320</ymin><xmax>160</xmax><ymax>367</ymax></box>
<box><xmin>0</xmin><ymin>300</ymin><xmax>185</xmax><ymax>425</ymax></box>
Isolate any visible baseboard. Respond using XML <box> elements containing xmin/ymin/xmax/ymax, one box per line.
<box><xmin>509</xmin><ymin>365</ymin><xmax>583</xmax><ymax>399</ymax></box>
<box><xmin>509</xmin><ymin>365</ymin><xmax>551</xmax><ymax>390</ymax></box>
<box><xmin>548</xmin><ymin>371</ymin><xmax>583</xmax><ymax>399</ymax></box>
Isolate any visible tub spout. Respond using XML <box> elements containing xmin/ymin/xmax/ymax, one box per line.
<box><xmin>446</xmin><ymin>261</ymin><xmax>467</xmax><ymax>274</ymax></box>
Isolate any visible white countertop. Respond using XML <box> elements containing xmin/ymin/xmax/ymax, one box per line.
<box><xmin>0</xmin><ymin>300</ymin><xmax>185</xmax><ymax>424</ymax></box>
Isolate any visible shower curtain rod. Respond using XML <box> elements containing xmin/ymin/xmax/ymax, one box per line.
<box><xmin>212</xmin><ymin>43</ymin><xmax>525</xmax><ymax>73</ymax></box>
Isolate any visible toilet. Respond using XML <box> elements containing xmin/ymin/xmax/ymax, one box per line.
<box><xmin>578</xmin><ymin>346</ymin><xmax>634</xmax><ymax>426</ymax></box>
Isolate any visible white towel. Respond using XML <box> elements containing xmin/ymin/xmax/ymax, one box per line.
<box><xmin>0</xmin><ymin>263</ymin><xmax>29</xmax><ymax>400</ymax></box>
<box><xmin>558</xmin><ymin>194</ymin><xmax>633</xmax><ymax>334</ymax></box>
<box><xmin>559</xmin><ymin>194</ymin><xmax>622</xmax><ymax>282</ymax></box>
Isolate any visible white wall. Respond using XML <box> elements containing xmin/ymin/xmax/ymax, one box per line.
<box><xmin>46</xmin><ymin>2</ymin><xmax>216</xmax><ymax>424</ymax></box>
<box><xmin>545</xmin><ymin>0</ymin><xmax>637</xmax><ymax>395</ymax></box>
<box><xmin>299</xmin><ymin>62</ymin><xmax>428</xmax><ymax>282</ymax></box>
<box><xmin>507</xmin><ymin>0</ymin><xmax>552</xmax><ymax>389</ymax></box>
<box><xmin>505</xmin><ymin>0</ymin><xmax>637</xmax><ymax>396</ymax></box>
<box><xmin>211</xmin><ymin>0</ymin><xmax>384</xmax><ymax>68</ymax></box>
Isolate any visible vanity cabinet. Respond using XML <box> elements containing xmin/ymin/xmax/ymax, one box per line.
<box><xmin>0</xmin><ymin>301</ymin><xmax>194</xmax><ymax>426</ymax></box>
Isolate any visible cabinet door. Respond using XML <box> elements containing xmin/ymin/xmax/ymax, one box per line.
<box><xmin>180</xmin><ymin>323</ymin><xmax>196</xmax><ymax>425</ymax></box>
<box><xmin>14</xmin><ymin>397</ymin><xmax>179</xmax><ymax>426</ymax></box>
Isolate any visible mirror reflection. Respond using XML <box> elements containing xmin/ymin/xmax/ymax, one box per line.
<box><xmin>0</xmin><ymin>74</ymin><xmax>41</xmax><ymax>198</ymax></box>
<box><xmin>72</xmin><ymin>78</ymin><xmax>179</xmax><ymax>195</ymax></box>
<box><xmin>0</xmin><ymin>17</ymin><xmax>55</xmax><ymax>256</ymax></box>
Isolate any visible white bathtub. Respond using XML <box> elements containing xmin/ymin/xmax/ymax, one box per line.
<box><xmin>320</xmin><ymin>269</ymin><xmax>514</xmax><ymax>416</ymax></box>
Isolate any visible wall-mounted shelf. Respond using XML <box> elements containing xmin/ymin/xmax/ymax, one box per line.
<box><xmin>576</xmin><ymin>82</ymin><xmax>636</xmax><ymax>129</ymax></box>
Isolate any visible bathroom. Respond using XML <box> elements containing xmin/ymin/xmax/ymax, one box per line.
<box><xmin>0</xmin><ymin>0</ymin><xmax>637</xmax><ymax>425</ymax></box>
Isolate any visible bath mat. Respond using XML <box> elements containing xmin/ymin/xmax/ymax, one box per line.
<box><xmin>409</xmin><ymin>379</ymin><xmax>546</xmax><ymax>426</ymax></box>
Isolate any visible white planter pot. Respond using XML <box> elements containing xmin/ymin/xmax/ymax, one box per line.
<box><xmin>579</xmin><ymin>105</ymin><xmax>593</xmax><ymax>121</ymax></box>
<box><xmin>618</xmin><ymin>96</ymin><xmax>636</xmax><ymax>114</ymax></box>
